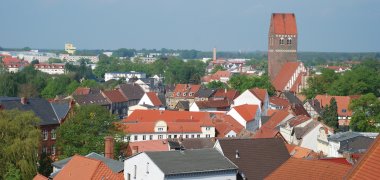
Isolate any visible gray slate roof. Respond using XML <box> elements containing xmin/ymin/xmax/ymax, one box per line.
<box><xmin>51</xmin><ymin>152</ymin><xmax>123</xmax><ymax>175</ymax></box>
<box><xmin>195</xmin><ymin>88</ymin><xmax>216</xmax><ymax>98</ymax></box>
<box><xmin>217</xmin><ymin>138</ymin><xmax>290</xmax><ymax>180</ymax></box>
<box><xmin>328</xmin><ymin>132</ymin><xmax>362</xmax><ymax>142</ymax></box>
<box><xmin>338</xmin><ymin>136</ymin><xmax>374</xmax><ymax>154</ymax></box>
<box><xmin>145</xmin><ymin>149</ymin><xmax>237</xmax><ymax>175</ymax></box>
<box><xmin>50</xmin><ymin>101</ymin><xmax>70</xmax><ymax>121</ymax></box>
<box><xmin>73</xmin><ymin>93</ymin><xmax>110</xmax><ymax>106</ymax></box>
<box><xmin>0</xmin><ymin>97</ymin><xmax>59</xmax><ymax>125</ymax></box>
<box><xmin>305</xmin><ymin>99</ymin><xmax>323</xmax><ymax>115</ymax></box>
<box><xmin>283</xmin><ymin>91</ymin><xmax>303</xmax><ymax>105</ymax></box>
<box><xmin>118</xmin><ymin>83</ymin><xmax>145</xmax><ymax>100</ymax></box>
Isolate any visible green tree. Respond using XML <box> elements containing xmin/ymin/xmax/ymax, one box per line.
<box><xmin>3</xmin><ymin>163</ymin><xmax>22</xmax><ymax>180</ymax></box>
<box><xmin>66</xmin><ymin>81</ymin><xmax>80</xmax><ymax>94</ymax></box>
<box><xmin>41</xmin><ymin>76</ymin><xmax>71</xmax><ymax>98</ymax></box>
<box><xmin>37</xmin><ymin>152</ymin><xmax>53</xmax><ymax>177</ymax></box>
<box><xmin>206</xmin><ymin>81</ymin><xmax>228</xmax><ymax>89</ymax></box>
<box><xmin>210</xmin><ymin>65</ymin><xmax>226</xmax><ymax>74</ymax></box>
<box><xmin>48</xmin><ymin>58</ymin><xmax>63</xmax><ymax>64</ymax></box>
<box><xmin>80</xmin><ymin>79</ymin><xmax>98</xmax><ymax>88</ymax></box>
<box><xmin>57</xmin><ymin>105</ymin><xmax>123</xmax><ymax>159</ymax></box>
<box><xmin>228</xmin><ymin>74</ymin><xmax>275</xmax><ymax>95</ymax></box>
<box><xmin>0</xmin><ymin>110</ymin><xmax>40</xmax><ymax>180</ymax></box>
<box><xmin>320</xmin><ymin>98</ymin><xmax>338</xmax><ymax>130</ymax></box>
<box><xmin>349</xmin><ymin>93</ymin><xmax>380</xmax><ymax>132</ymax></box>
<box><xmin>0</xmin><ymin>73</ymin><xmax>18</xmax><ymax>96</ymax></box>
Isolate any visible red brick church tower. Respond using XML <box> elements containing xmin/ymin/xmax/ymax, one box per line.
<box><xmin>268</xmin><ymin>13</ymin><xmax>298</xmax><ymax>80</ymax></box>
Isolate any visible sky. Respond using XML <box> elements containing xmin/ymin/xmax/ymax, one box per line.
<box><xmin>1</xmin><ymin>0</ymin><xmax>379</xmax><ymax>52</ymax></box>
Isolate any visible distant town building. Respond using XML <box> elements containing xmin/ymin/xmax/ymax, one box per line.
<box><xmin>268</xmin><ymin>13</ymin><xmax>298</xmax><ymax>80</ymax></box>
<box><xmin>104</xmin><ymin>71</ymin><xmax>146</xmax><ymax>82</ymax></box>
<box><xmin>59</xmin><ymin>54</ymin><xmax>99</xmax><ymax>63</ymax></box>
<box><xmin>34</xmin><ymin>63</ymin><xmax>65</xmax><ymax>75</ymax></box>
<box><xmin>64</xmin><ymin>43</ymin><xmax>76</xmax><ymax>54</ymax></box>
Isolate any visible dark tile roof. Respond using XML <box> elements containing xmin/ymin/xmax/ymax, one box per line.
<box><xmin>118</xmin><ymin>83</ymin><xmax>145</xmax><ymax>100</ymax></box>
<box><xmin>294</xmin><ymin>120</ymin><xmax>320</xmax><ymax>139</ymax></box>
<box><xmin>175</xmin><ymin>101</ymin><xmax>189</xmax><ymax>110</ymax></box>
<box><xmin>283</xmin><ymin>91</ymin><xmax>303</xmax><ymax>105</ymax></box>
<box><xmin>338</xmin><ymin>136</ymin><xmax>374</xmax><ymax>154</ymax></box>
<box><xmin>73</xmin><ymin>93</ymin><xmax>110</xmax><ymax>106</ymax></box>
<box><xmin>195</xmin><ymin>88</ymin><xmax>216</xmax><ymax>98</ymax></box>
<box><xmin>217</xmin><ymin>138</ymin><xmax>290</xmax><ymax>180</ymax></box>
<box><xmin>50</xmin><ymin>101</ymin><xmax>70</xmax><ymax>121</ymax></box>
<box><xmin>291</xmin><ymin>103</ymin><xmax>310</xmax><ymax>117</ymax></box>
<box><xmin>144</xmin><ymin>149</ymin><xmax>237</xmax><ymax>175</ymax></box>
<box><xmin>0</xmin><ymin>97</ymin><xmax>59</xmax><ymax>125</ymax></box>
<box><xmin>328</xmin><ymin>132</ymin><xmax>362</xmax><ymax>142</ymax></box>
<box><xmin>305</xmin><ymin>99</ymin><xmax>323</xmax><ymax>115</ymax></box>
<box><xmin>180</xmin><ymin>138</ymin><xmax>215</xmax><ymax>149</ymax></box>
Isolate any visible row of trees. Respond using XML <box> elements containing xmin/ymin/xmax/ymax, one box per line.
<box><xmin>303</xmin><ymin>60</ymin><xmax>380</xmax><ymax>99</ymax></box>
<box><xmin>94</xmin><ymin>55</ymin><xmax>207</xmax><ymax>84</ymax></box>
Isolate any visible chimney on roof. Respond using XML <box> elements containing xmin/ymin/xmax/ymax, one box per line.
<box><xmin>132</xmin><ymin>146</ymin><xmax>139</xmax><ymax>154</ymax></box>
<box><xmin>104</xmin><ymin>136</ymin><xmax>114</xmax><ymax>159</ymax></box>
<box><xmin>235</xmin><ymin>149</ymin><xmax>240</xmax><ymax>159</ymax></box>
<box><xmin>21</xmin><ymin>97</ymin><xmax>28</xmax><ymax>105</ymax></box>
<box><xmin>213</xmin><ymin>48</ymin><xmax>216</xmax><ymax>63</ymax></box>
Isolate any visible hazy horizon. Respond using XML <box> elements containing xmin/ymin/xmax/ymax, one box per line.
<box><xmin>1</xmin><ymin>0</ymin><xmax>379</xmax><ymax>52</ymax></box>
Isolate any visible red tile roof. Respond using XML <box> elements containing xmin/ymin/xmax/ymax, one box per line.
<box><xmin>320</xmin><ymin>158</ymin><xmax>352</xmax><ymax>166</ymax></box>
<box><xmin>270</xmin><ymin>96</ymin><xmax>291</xmax><ymax>107</ymax></box>
<box><xmin>232</xmin><ymin>104</ymin><xmax>259</xmax><ymax>122</ymax></box>
<box><xmin>212</xmin><ymin>89</ymin><xmax>239</xmax><ymax>101</ymax></box>
<box><xmin>288</xmin><ymin>115</ymin><xmax>311</xmax><ymax>127</ymax></box>
<box><xmin>54</xmin><ymin>155</ymin><xmax>123</xmax><ymax>180</ymax></box>
<box><xmin>315</xmin><ymin>95</ymin><xmax>353</xmax><ymax>117</ymax></box>
<box><xmin>194</xmin><ymin>99</ymin><xmax>230</xmax><ymax>109</ymax></box>
<box><xmin>172</xmin><ymin>84</ymin><xmax>201</xmax><ymax>98</ymax></box>
<box><xmin>285</xmin><ymin>144</ymin><xmax>317</xmax><ymax>159</ymax></box>
<box><xmin>121</xmin><ymin>110</ymin><xmax>216</xmax><ymax>134</ymax></box>
<box><xmin>213</xmin><ymin>114</ymin><xmax>244</xmax><ymax>137</ymax></box>
<box><xmin>271</xmin><ymin>13</ymin><xmax>297</xmax><ymax>35</ymax></box>
<box><xmin>146</xmin><ymin>92</ymin><xmax>163</xmax><ymax>106</ymax></box>
<box><xmin>73</xmin><ymin>87</ymin><xmax>91</xmax><ymax>95</ymax></box>
<box><xmin>254</xmin><ymin>110</ymin><xmax>290</xmax><ymax>139</ymax></box>
<box><xmin>128</xmin><ymin>140</ymin><xmax>170</xmax><ymax>153</ymax></box>
<box><xmin>345</xmin><ymin>136</ymin><xmax>380</xmax><ymax>179</ymax></box>
<box><xmin>102</xmin><ymin>89</ymin><xmax>128</xmax><ymax>103</ymax></box>
<box><xmin>249</xmin><ymin>88</ymin><xmax>268</xmax><ymax>102</ymax></box>
<box><xmin>272</xmin><ymin>62</ymin><xmax>301</xmax><ymax>92</ymax></box>
<box><xmin>33</xmin><ymin>174</ymin><xmax>48</xmax><ymax>180</ymax></box>
<box><xmin>265</xmin><ymin>158</ymin><xmax>351</xmax><ymax>180</ymax></box>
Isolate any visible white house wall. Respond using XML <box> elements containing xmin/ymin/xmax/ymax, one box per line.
<box><xmin>233</xmin><ymin>91</ymin><xmax>262</xmax><ymax>107</ymax></box>
<box><xmin>124</xmin><ymin>153</ymin><xmax>165</xmax><ymax>180</ymax></box>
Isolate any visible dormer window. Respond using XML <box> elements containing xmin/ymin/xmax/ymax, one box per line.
<box><xmin>287</xmin><ymin>38</ymin><xmax>292</xmax><ymax>44</ymax></box>
<box><xmin>189</xmin><ymin>92</ymin><xmax>194</xmax><ymax>96</ymax></box>
<box><xmin>158</xmin><ymin>127</ymin><xmax>163</xmax><ymax>131</ymax></box>
<box><xmin>176</xmin><ymin>92</ymin><xmax>180</xmax><ymax>96</ymax></box>
<box><xmin>342</xmin><ymin>109</ymin><xmax>347</xmax><ymax>113</ymax></box>
<box><xmin>183</xmin><ymin>92</ymin><xmax>187</xmax><ymax>96</ymax></box>
<box><xmin>280</xmin><ymin>38</ymin><xmax>285</xmax><ymax>45</ymax></box>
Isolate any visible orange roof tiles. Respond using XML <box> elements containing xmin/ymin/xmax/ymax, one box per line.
<box><xmin>102</xmin><ymin>89</ymin><xmax>128</xmax><ymax>103</ymax></box>
<box><xmin>270</xmin><ymin>96</ymin><xmax>291</xmax><ymax>107</ymax></box>
<box><xmin>254</xmin><ymin>110</ymin><xmax>290</xmax><ymax>139</ymax></box>
<box><xmin>146</xmin><ymin>92</ymin><xmax>163</xmax><ymax>106</ymax></box>
<box><xmin>345</xmin><ymin>136</ymin><xmax>380</xmax><ymax>179</ymax></box>
<box><xmin>271</xmin><ymin>13</ymin><xmax>297</xmax><ymax>35</ymax></box>
<box><xmin>195</xmin><ymin>99</ymin><xmax>230</xmax><ymax>109</ymax></box>
<box><xmin>213</xmin><ymin>114</ymin><xmax>244</xmax><ymax>137</ymax></box>
<box><xmin>73</xmin><ymin>87</ymin><xmax>91</xmax><ymax>95</ymax></box>
<box><xmin>249</xmin><ymin>88</ymin><xmax>268</xmax><ymax>102</ymax></box>
<box><xmin>265</xmin><ymin>158</ymin><xmax>351</xmax><ymax>180</ymax></box>
<box><xmin>285</xmin><ymin>144</ymin><xmax>316</xmax><ymax>159</ymax></box>
<box><xmin>232</xmin><ymin>104</ymin><xmax>259</xmax><ymax>122</ymax></box>
<box><xmin>272</xmin><ymin>62</ymin><xmax>301</xmax><ymax>91</ymax></box>
<box><xmin>213</xmin><ymin>89</ymin><xmax>239</xmax><ymax>101</ymax></box>
<box><xmin>172</xmin><ymin>84</ymin><xmax>201</xmax><ymax>98</ymax></box>
<box><xmin>33</xmin><ymin>174</ymin><xmax>48</xmax><ymax>180</ymax></box>
<box><xmin>315</xmin><ymin>95</ymin><xmax>353</xmax><ymax>117</ymax></box>
<box><xmin>54</xmin><ymin>155</ymin><xmax>123</xmax><ymax>180</ymax></box>
<box><xmin>128</xmin><ymin>140</ymin><xmax>170</xmax><ymax>153</ymax></box>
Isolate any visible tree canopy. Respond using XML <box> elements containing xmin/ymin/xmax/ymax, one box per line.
<box><xmin>0</xmin><ymin>110</ymin><xmax>40</xmax><ymax>180</ymax></box>
<box><xmin>349</xmin><ymin>93</ymin><xmax>380</xmax><ymax>132</ymax></box>
<box><xmin>228</xmin><ymin>74</ymin><xmax>275</xmax><ymax>95</ymax></box>
<box><xmin>320</xmin><ymin>97</ymin><xmax>338</xmax><ymax>131</ymax></box>
<box><xmin>56</xmin><ymin>105</ymin><xmax>124</xmax><ymax>159</ymax></box>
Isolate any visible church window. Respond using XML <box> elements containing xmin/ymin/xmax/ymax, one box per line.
<box><xmin>287</xmin><ymin>38</ymin><xmax>292</xmax><ymax>44</ymax></box>
<box><xmin>280</xmin><ymin>38</ymin><xmax>285</xmax><ymax>45</ymax></box>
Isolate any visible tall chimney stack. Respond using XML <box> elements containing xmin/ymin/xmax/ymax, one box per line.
<box><xmin>104</xmin><ymin>136</ymin><xmax>114</xmax><ymax>159</ymax></box>
<box><xmin>213</xmin><ymin>48</ymin><xmax>216</xmax><ymax>63</ymax></box>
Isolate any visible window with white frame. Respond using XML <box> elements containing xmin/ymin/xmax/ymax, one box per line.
<box><xmin>149</xmin><ymin>135</ymin><xmax>153</xmax><ymax>140</ymax></box>
<box><xmin>197</xmin><ymin>134</ymin><xmax>200</xmax><ymax>138</ymax></box>
<box><xmin>42</xmin><ymin>130</ymin><xmax>48</xmax><ymax>140</ymax></box>
<box><xmin>206</xmin><ymin>127</ymin><xmax>211</xmax><ymax>130</ymax></box>
<box><xmin>280</xmin><ymin>38</ymin><xmax>285</xmax><ymax>45</ymax></box>
<box><xmin>206</xmin><ymin>134</ymin><xmax>211</xmax><ymax>138</ymax></box>
<box><xmin>42</xmin><ymin>146</ymin><xmax>47</xmax><ymax>153</ymax></box>
<box><xmin>51</xmin><ymin>129</ymin><xmax>56</xmax><ymax>140</ymax></box>
<box><xmin>158</xmin><ymin>135</ymin><xmax>163</xmax><ymax>139</ymax></box>
<box><xmin>191</xmin><ymin>134</ymin><xmax>195</xmax><ymax>138</ymax></box>
<box><xmin>168</xmin><ymin>135</ymin><xmax>172</xmax><ymax>139</ymax></box>
<box><xmin>158</xmin><ymin>127</ymin><xmax>163</xmax><ymax>131</ymax></box>
<box><xmin>51</xmin><ymin>145</ymin><xmax>56</xmax><ymax>155</ymax></box>
<box><xmin>287</xmin><ymin>38</ymin><xmax>292</xmax><ymax>44</ymax></box>
<box><xmin>143</xmin><ymin>135</ymin><xmax>146</xmax><ymax>140</ymax></box>
<box><xmin>183</xmin><ymin>92</ymin><xmax>187</xmax><ymax>96</ymax></box>
<box><xmin>134</xmin><ymin>135</ymin><xmax>138</xmax><ymax>141</ymax></box>
<box><xmin>134</xmin><ymin>165</ymin><xmax>137</xmax><ymax>179</ymax></box>
<box><xmin>146</xmin><ymin>162</ymin><xmax>150</xmax><ymax>174</ymax></box>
